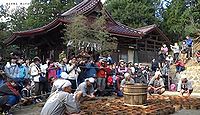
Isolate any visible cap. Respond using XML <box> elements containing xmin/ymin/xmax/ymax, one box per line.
<box><xmin>33</xmin><ymin>56</ymin><xmax>41</xmax><ymax>62</ymax></box>
<box><xmin>61</xmin><ymin>80</ymin><xmax>72</xmax><ymax>90</ymax></box>
<box><xmin>124</xmin><ymin>73</ymin><xmax>130</xmax><ymax>78</ymax></box>
<box><xmin>85</xmin><ymin>77</ymin><xmax>95</xmax><ymax>83</ymax></box>
<box><xmin>60</xmin><ymin>72</ymin><xmax>68</xmax><ymax>79</ymax></box>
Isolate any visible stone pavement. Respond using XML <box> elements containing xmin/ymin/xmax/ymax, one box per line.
<box><xmin>163</xmin><ymin>91</ymin><xmax>200</xmax><ymax>98</ymax></box>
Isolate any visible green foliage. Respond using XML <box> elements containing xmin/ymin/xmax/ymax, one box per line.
<box><xmin>65</xmin><ymin>11</ymin><xmax>117</xmax><ymax>54</ymax></box>
<box><xmin>65</xmin><ymin>15</ymin><xmax>88</xmax><ymax>47</ymax></box>
<box><xmin>105</xmin><ymin>0</ymin><xmax>160</xmax><ymax>28</ymax></box>
<box><xmin>25</xmin><ymin>0</ymin><xmax>76</xmax><ymax>29</ymax></box>
<box><xmin>8</xmin><ymin>7</ymin><xmax>27</xmax><ymax>31</ymax></box>
<box><xmin>161</xmin><ymin>0</ymin><xmax>200</xmax><ymax>41</ymax></box>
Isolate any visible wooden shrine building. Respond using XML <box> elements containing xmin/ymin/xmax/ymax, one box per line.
<box><xmin>4</xmin><ymin>0</ymin><xmax>170</xmax><ymax>63</ymax></box>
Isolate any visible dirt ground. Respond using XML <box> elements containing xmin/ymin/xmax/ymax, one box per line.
<box><xmin>10</xmin><ymin>92</ymin><xmax>200</xmax><ymax>115</ymax></box>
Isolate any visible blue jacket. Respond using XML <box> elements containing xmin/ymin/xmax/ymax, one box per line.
<box><xmin>186</xmin><ymin>38</ymin><xmax>193</xmax><ymax>47</ymax></box>
<box><xmin>18</xmin><ymin>65</ymin><xmax>26</xmax><ymax>79</ymax></box>
<box><xmin>85</xmin><ymin>63</ymin><xmax>98</xmax><ymax>78</ymax></box>
<box><xmin>4</xmin><ymin>64</ymin><xmax>19</xmax><ymax>79</ymax></box>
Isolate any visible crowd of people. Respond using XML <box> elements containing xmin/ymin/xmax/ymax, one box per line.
<box><xmin>0</xmin><ymin>35</ymin><xmax>196</xmax><ymax>114</ymax></box>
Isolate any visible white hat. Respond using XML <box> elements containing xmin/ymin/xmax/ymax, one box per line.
<box><xmin>124</xmin><ymin>73</ymin><xmax>130</xmax><ymax>78</ymax></box>
<box><xmin>61</xmin><ymin>80</ymin><xmax>72</xmax><ymax>90</ymax></box>
<box><xmin>134</xmin><ymin>63</ymin><xmax>138</xmax><ymax>66</ymax></box>
<box><xmin>155</xmin><ymin>71</ymin><xmax>162</xmax><ymax>77</ymax></box>
<box><xmin>60</xmin><ymin>72</ymin><xmax>68</xmax><ymax>79</ymax></box>
<box><xmin>85</xmin><ymin>77</ymin><xmax>95</xmax><ymax>83</ymax></box>
<box><xmin>119</xmin><ymin>60</ymin><xmax>124</xmax><ymax>62</ymax></box>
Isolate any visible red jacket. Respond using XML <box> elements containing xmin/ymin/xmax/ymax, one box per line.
<box><xmin>96</xmin><ymin>62</ymin><xmax>106</xmax><ymax>78</ymax></box>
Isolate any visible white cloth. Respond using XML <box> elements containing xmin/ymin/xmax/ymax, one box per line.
<box><xmin>60</xmin><ymin>72</ymin><xmax>68</xmax><ymax>79</ymax></box>
<box><xmin>51</xmin><ymin>79</ymin><xmax>71</xmax><ymax>93</ymax></box>
<box><xmin>41</xmin><ymin>64</ymin><xmax>48</xmax><ymax>74</ymax></box>
<box><xmin>66</xmin><ymin>64</ymin><xmax>81</xmax><ymax>80</ymax></box>
<box><xmin>30</xmin><ymin>63</ymin><xmax>40</xmax><ymax>82</ymax></box>
<box><xmin>85</xmin><ymin>77</ymin><xmax>95</xmax><ymax>83</ymax></box>
<box><xmin>41</xmin><ymin>91</ymin><xmax>80</xmax><ymax>115</ymax></box>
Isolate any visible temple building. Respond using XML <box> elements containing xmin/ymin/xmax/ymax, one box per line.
<box><xmin>4</xmin><ymin>0</ymin><xmax>170</xmax><ymax>63</ymax></box>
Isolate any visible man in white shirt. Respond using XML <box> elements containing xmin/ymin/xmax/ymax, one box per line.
<box><xmin>41</xmin><ymin>80</ymin><xmax>81</xmax><ymax>115</ymax></box>
<box><xmin>30</xmin><ymin>57</ymin><xmax>42</xmax><ymax>96</ymax></box>
<box><xmin>66</xmin><ymin>58</ymin><xmax>81</xmax><ymax>91</ymax></box>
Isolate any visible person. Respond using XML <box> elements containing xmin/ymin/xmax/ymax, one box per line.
<box><xmin>120</xmin><ymin>73</ymin><xmax>135</xmax><ymax>91</ymax></box>
<box><xmin>66</xmin><ymin>58</ymin><xmax>81</xmax><ymax>92</ymax></box>
<box><xmin>23</xmin><ymin>59</ymin><xmax>31</xmax><ymax>80</ymax></box>
<box><xmin>185</xmin><ymin>35</ymin><xmax>193</xmax><ymax>59</ymax></box>
<box><xmin>170</xmin><ymin>43</ymin><xmax>180</xmax><ymax>62</ymax></box>
<box><xmin>51</xmin><ymin>78</ymin><xmax>70</xmax><ymax>93</ymax></box>
<box><xmin>165</xmin><ymin>55</ymin><xmax>173</xmax><ymax>65</ymax></box>
<box><xmin>48</xmin><ymin>60</ymin><xmax>58</xmax><ymax>80</ymax></box>
<box><xmin>75</xmin><ymin>77</ymin><xmax>95</xmax><ymax>101</ymax></box>
<box><xmin>0</xmin><ymin>79</ymin><xmax>20</xmax><ymax>114</ymax></box>
<box><xmin>175</xmin><ymin>59</ymin><xmax>185</xmax><ymax>73</ymax></box>
<box><xmin>161</xmin><ymin>44</ymin><xmax>168</xmax><ymax>57</ymax></box>
<box><xmin>107</xmin><ymin>54</ymin><xmax>113</xmax><ymax>64</ymax></box>
<box><xmin>117</xmin><ymin>60</ymin><xmax>128</xmax><ymax>77</ymax></box>
<box><xmin>158</xmin><ymin>49</ymin><xmax>165</xmax><ymax>68</ymax></box>
<box><xmin>30</xmin><ymin>57</ymin><xmax>43</xmax><ymax>96</ymax></box>
<box><xmin>96</xmin><ymin>59</ymin><xmax>107</xmax><ymax>96</ymax></box>
<box><xmin>196</xmin><ymin>50</ymin><xmax>200</xmax><ymax>63</ymax></box>
<box><xmin>151</xmin><ymin>59</ymin><xmax>159</xmax><ymax>72</ymax></box>
<box><xmin>16</xmin><ymin>58</ymin><xmax>27</xmax><ymax>95</ymax></box>
<box><xmin>4</xmin><ymin>57</ymin><xmax>19</xmax><ymax>79</ymax></box>
<box><xmin>180</xmin><ymin>41</ymin><xmax>188</xmax><ymax>63</ymax></box>
<box><xmin>161</xmin><ymin>61</ymin><xmax>170</xmax><ymax>90</ymax></box>
<box><xmin>148</xmin><ymin>72</ymin><xmax>165</xmax><ymax>95</ymax></box>
<box><xmin>59</xmin><ymin>51</ymin><xmax>66</xmax><ymax>62</ymax></box>
<box><xmin>177</xmin><ymin>75</ymin><xmax>193</xmax><ymax>96</ymax></box>
<box><xmin>85</xmin><ymin>60</ymin><xmax>98</xmax><ymax>78</ymax></box>
<box><xmin>40</xmin><ymin>80</ymin><xmax>81</xmax><ymax>115</ymax></box>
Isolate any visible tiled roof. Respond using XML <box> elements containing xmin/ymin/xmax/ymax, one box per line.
<box><xmin>136</xmin><ymin>24</ymin><xmax>170</xmax><ymax>42</ymax></box>
<box><xmin>4</xmin><ymin>18</ymin><xmax>69</xmax><ymax>45</ymax></box>
<box><xmin>5</xmin><ymin>0</ymin><xmax>169</xmax><ymax>45</ymax></box>
<box><xmin>61</xmin><ymin>0</ymin><xmax>142</xmax><ymax>38</ymax></box>
<box><xmin>136</xmin><ymin>24</ymin><xmax>157</xmax><ymax>34</ymax></box>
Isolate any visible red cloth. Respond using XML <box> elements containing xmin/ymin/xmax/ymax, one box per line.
<box><xmin>175</xmin><ymin>60</ymin><xmax>185</xmax><ymax>67</ymax></box>
<box><xmin>96</xmin><ymin>62</ymin><xmax>106</xmax><ymax>78</ymax></box>
<box><xmin>48</xmin><ymin>64</ymin><xmax>57</xmax><ymax>79</ymax></box>
<box><xmin>106</xmin><ymin>67</ymin><xmax>111</xmax><ymax>76</ymax></box>
<box><xmin>107</xmin><ymin>76</ymin><xmax>113</xmax><ymax>85</ymax></box>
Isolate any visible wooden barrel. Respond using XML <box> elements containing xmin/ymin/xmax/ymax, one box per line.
<box><xmin>124</xmin><ymin>83</ymin><xmax>147</xmax><ymax>105</ymax></box>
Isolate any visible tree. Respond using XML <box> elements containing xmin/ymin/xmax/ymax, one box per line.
<box><xmin>8</xmin><ymin>7</ymin><xmax>28</xmax><ymax>31</ymax></box>
<box><xmin>64</xmin><ymin>11</ymin><xmax>117</xmax><ymax>55</ymax></box>
<box><xmin>25</xmin><ymin>0</ymin><xmax>76</xmax><ymax>29</ymax></box>
<box><xmin>161</xmin><ymin>0</ymin><xmax>200</xmax><ymax>41</ymax></box>
<box><xmin>105</xmin><ymin>0</ymin><xmax>161</xmax><ymax>28</ymax></box>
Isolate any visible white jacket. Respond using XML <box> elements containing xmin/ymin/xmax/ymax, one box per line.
<box><xmin>66</xmin><ymin>64</ymin><xmax>81</xmax><ymax>80</ymax></box>
<box><xmin>30</xmin><ymin>63</ymin><xmax>40</xmax><ymax>82</ymax></box>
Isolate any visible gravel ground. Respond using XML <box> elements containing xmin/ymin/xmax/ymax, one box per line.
<box><xmin>172</xmin><ymin>109</ymin><xmax>200</xmax><ymax>115</ymax></box>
